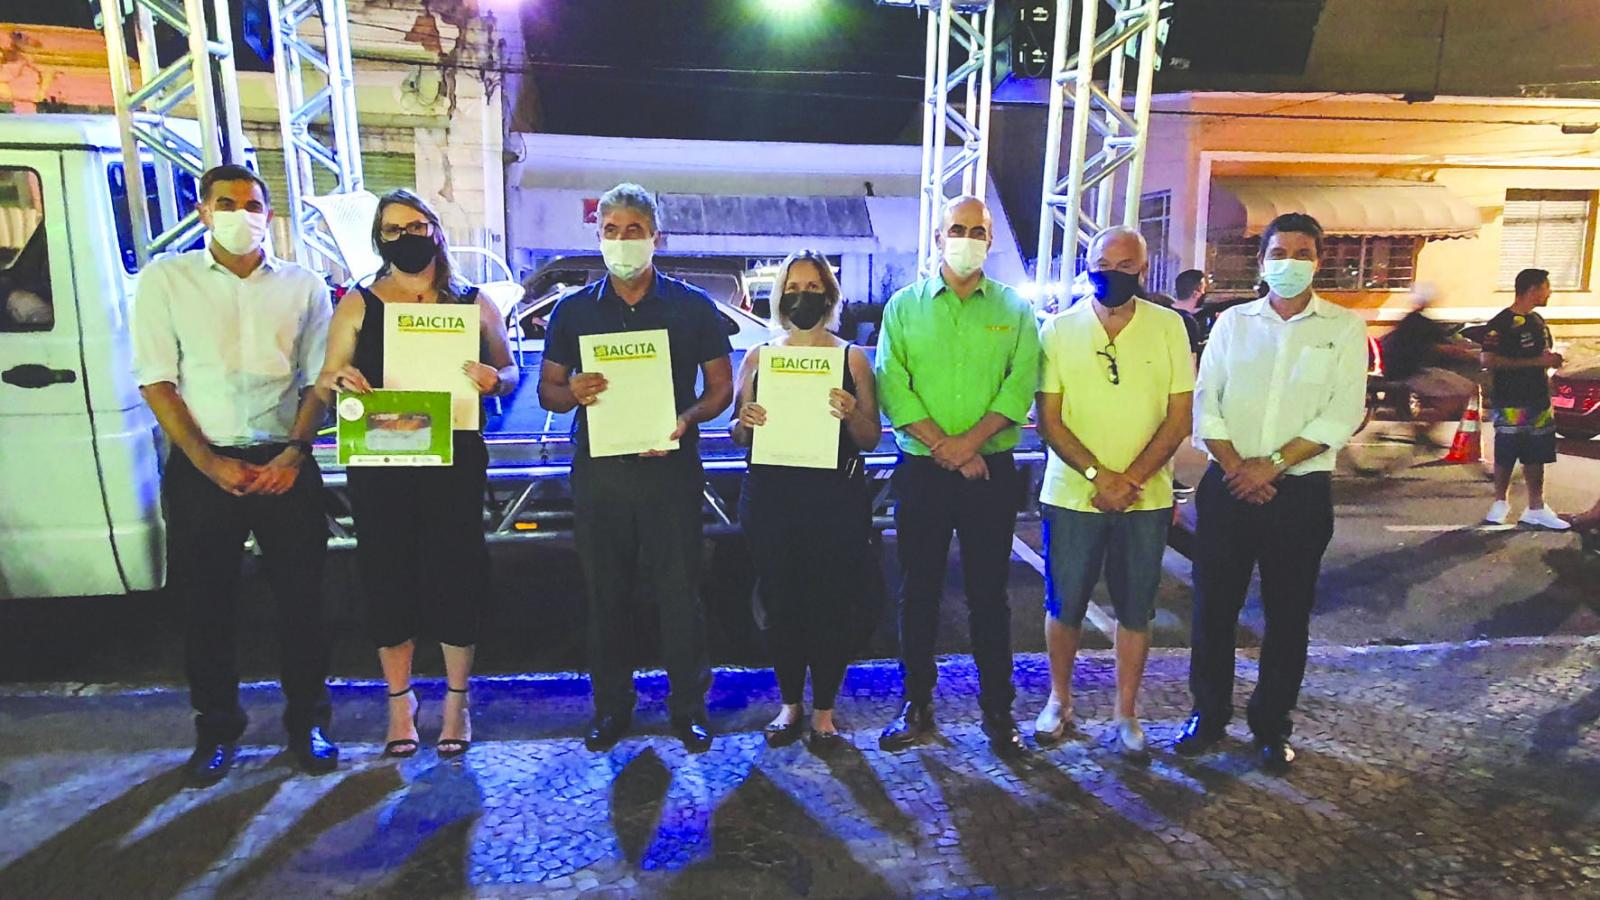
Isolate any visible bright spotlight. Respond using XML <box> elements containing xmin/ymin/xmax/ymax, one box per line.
<box><xmin>764</xmin><ymin>0</ymin><xmax>815</xmax><ymax>13</ymax></box>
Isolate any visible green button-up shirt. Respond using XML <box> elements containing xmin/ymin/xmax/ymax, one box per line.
<box><xmin>875</xmin><ymin>274</ymin><xmax>1042</xmax><ymax>456</ymax></box>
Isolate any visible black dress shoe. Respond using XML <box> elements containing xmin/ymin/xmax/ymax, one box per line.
<box><xmin>764</xmin><ymin>716</ymin><xmax>806</xmax><ymax>748</ymax></box>
<box><xmin>1257</xmin><ymin>738</ymin><xmax>1296</xmax><ymax>774</ymax></box>
<box><xmin>806</xmin><ymin>729</ymin><xmax>846</xmax><ymax>756</ymax></box>
<box><xmin>673</xmin><ymin>718</ymin><xmax>714</xmax><ymax>754</ymax></box>
<box><xmin>185</xmin><ymin>742</ymin><xmax>237</xmax><ymax>787</ymax></box>
<box><xmin>878</xmin><ymin>701</ymin><xmax>934</xmax><ymax>751</ymax></box>
<box><xmin>289</xmin><ymin>726</ymin><xmax>340</xmax><ymax>774</ymax></box>
<box><xmin>1172</xmin><ymin>713</ymin><xmax>1225</xmax><ymax>758</ymax></box>
<box><xmin>584</xmin><ymin>714</ymin><xmax>631</xmax><ymax>752</ymax></box>
<box><xmin>981</xmin><ymin>713</ymin><xmax>1028</xmax><ymax>758</ymax></box>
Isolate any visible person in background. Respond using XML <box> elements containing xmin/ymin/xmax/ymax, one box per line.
<box><xmin>316</xmin><ymin>190</ymin><xmax>518</xmax><ymax>760</ymax></box>
<box><xmin>1176</xmin><ymin>213</ymin><xmax>1368</xmax><ymax>774</ymax></box>
<box><xmin>1173</xmin><ymin>269</ymin><xmax>1207</xmax><ymax>316</ymax></box>
<box><xmin>1377</xmin><ymin>287</ymin><xmax>1479</xmax><ymax>431</ymax></box>
<box><xmin>539</xmin><ymin>183</ymin><xmax>733</xmax><ymax>754</ymax></box>
<box><xmin>1032</xmin><ymin>227</ymin><xmax>1193</xmax><ymax>756</ymax></box>
<box><xmin>732</xmin><ymin>250</ymin><xmax>881</xmax><ymax>755</ymax></box>
<box><xmin>1150</xmin><ymin>291</ymin><xmax>1203</xmax><ymax>360</ymax></box>
<box><xmin>874</xmin><ymin>195</ymin><xmax>1041</xmax><ymax>757</ymax></box>
<box><xmin>130</xmin><ymin>164</ymin><xmax>337</xmax><ymax>786</ymax></box>
<box><xmin>1481</xmin><ymin>268</ymin><xmax>1569</xmax><ymax>530</ymax></box>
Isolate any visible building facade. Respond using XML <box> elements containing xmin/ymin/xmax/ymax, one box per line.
<box><xmin>1138</xmin><ymin>92</ymin><xmax>1600</xmax><ymax>332</ymax></box>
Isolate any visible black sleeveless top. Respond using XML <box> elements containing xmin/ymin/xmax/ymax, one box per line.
<box><xmin>749</xmin><ymin>342</ymin><xmax>861</xmax><ymax>474</ymax></box>
<box><xmin>351</xmin><ymin>285</ymin><xmax>483</xmax><ymax>389</ymax></box>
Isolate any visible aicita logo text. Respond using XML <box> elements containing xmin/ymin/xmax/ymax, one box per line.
<box><xmin>771</xmin><ymin>356</ymin><xmax>832</xmax><ymax>374</ymax></box>
<box><xmin>397</xmin><ymin>314</ymin><xmax>467</xmax><ymax>331</ymax></box>
<box><xmin>594</xmin><ymin>342</ymin><xmax>656</xmax><ymax>360</ymax></box>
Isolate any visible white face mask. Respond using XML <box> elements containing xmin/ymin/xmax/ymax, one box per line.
<box><xmin>943</xmin><ymin>236</ymin><xmax>988</xmax><ymax>278</ymax></box>
<box><xmin>1262</xmin><ymin>257</ymin><xmax>1317</xmax><ymax>298</ymax></box>
<box><xmin>208</xmin><ymin>209</ymin><xmax>269</xmax><ymax>256</ymax></box>
<box><xmin>600</xmin><ymin>237</ymin><xmax>654</xmax><ymax>281</ymax></box>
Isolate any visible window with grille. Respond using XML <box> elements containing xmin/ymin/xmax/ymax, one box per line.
<box><xmin>1207</xmin><ymin>233</ymin><xmax>1421</xmax><ymax>293</ymax></box>
<box><xmin>1498</xmin><ymin>189</ymin><xmax>1594</xmax><ymax>290</ymax></box>
<box><xmin>1139</xmin><ymin>191</ymin><xmax>1173</xmax><ymax>292</ymax></box>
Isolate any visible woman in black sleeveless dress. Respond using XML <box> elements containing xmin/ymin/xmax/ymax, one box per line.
<box><xmin>316</xmin><ymin>190</ymin><xmax>518</xmax><ymax>758</ymax></box>
<box><xmin>731</xmin><ymin>251</ymin><xmax>883</xmax><ymax>754</ymax></box>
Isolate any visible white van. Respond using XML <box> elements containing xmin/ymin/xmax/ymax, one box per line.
<box><xmin>0</xmin><ymin>113</ymin><xmax>250</xmax><ymax>599</ymax></box>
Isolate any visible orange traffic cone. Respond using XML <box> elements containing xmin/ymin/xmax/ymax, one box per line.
<box><xmin>1439</xmin><ymin>390</ymin><xmax>1483</xmax><ymax>464</ymax></box>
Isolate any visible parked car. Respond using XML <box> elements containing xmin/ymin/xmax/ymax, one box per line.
<box><xmin>1553</xmin><ymin>367</ymin><xmax>1600</xmax><ymax>439</ymax></box>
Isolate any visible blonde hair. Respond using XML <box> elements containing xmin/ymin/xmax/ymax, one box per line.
<box><xmin>771</xmin><ymin>250</ymin><xmax>844</xmax><ymax>332</ymax></box>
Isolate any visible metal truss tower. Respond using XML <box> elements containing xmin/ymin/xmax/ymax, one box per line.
<box><xmin>267</xmin><ymin>0</ymin><xmax>366</xmax><ymax>274</ymax></box>
<box><xmin>98</xmin><ymin>0</ymin><xmax>249</xmax><ymax>269</ymax></box>
<box><xmin>1034</xmin><ymin>0</ymin><xmax>1168</xmax><ymax>306</ymax></box>
<box><xmin>887</xmin><ymin>0</ymin><xmax>996</xmax><ymax>279</ymax></box>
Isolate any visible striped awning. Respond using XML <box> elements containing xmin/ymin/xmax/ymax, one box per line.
<box><xmin>1211</xmin><ymin>178</ymin><xmax>1483</xmax><ymax>239</ymax></box>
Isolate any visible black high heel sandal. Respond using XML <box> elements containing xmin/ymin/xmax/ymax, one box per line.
<box><xmin>384</xmin><ymin>687</ymin><xmax>420</xmax><ymax>759</ymax></box>
<box><xmin>438</xmin><ymin>686</ymin><xmax>472</xmax><ymax>758</ymax></box>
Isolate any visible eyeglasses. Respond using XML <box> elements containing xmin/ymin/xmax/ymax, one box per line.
<box><xmin>1097</xmin><ymin>342</ymin><xmax>1120</xmax><ymax>385</ymax></box>
<box><xmin>379</xmin><ymin>221</ymin><xmax>433</xmax><ymax>240</ymax></box>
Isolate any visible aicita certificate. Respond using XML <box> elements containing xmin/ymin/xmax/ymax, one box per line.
<box><xmin>752</xmin><ymin>345</ymin><xmax>845</xmax><ymax>469</ymax></box>
<box><xmin>336</xmin><ymin>390</ymin><xmax>454</xmax><ymax>466</ymax></box>
<box><xmin>382</xmin><ymin>302</ymin><xmax>480</xmax><ymax>429</ymax></box>
<box><xmin>579</xmin><ymin>329</ymin><xmax>678</xmax><ymax>457</ymax></box>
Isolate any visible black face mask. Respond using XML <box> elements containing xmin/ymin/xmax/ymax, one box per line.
<box><xmin>1087</xmin><ymin>269</ymin><xmax>1145</xmax><ymax>308</ymax></box>
<box><xmin>379</xmin><ymin>232</ymin><xmax>438</xmax><ymax>275</ymax></box>
<box><xmin>779</xmin><ymin>291</ymin><xmax>830</xmax><ymax>330</ymax></box>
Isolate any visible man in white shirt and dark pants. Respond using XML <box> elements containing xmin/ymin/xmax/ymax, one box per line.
<box><xmin>131</xmin><ymin>165</ymin><xmax>338</xmax><ymax>786</ymax></box>
<box><xmin>1174</xmin><ymin>213</ymin><xmax>1368</xmax><ymax>773</ymax></box>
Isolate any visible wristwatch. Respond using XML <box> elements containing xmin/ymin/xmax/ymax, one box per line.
<box><xmin>287</xmin><ymin>439</ymin><xmax>313</xmax><ymax>455</ymax></box>
<box><xmin>1083</xmin><ymin>465</ymin><xmax>1100</xmax><ymax>481</ymax></box>
<box><xmin>1268</xmin><ymin>450</ymin><xmax>1286</xmax><ymax>470</ymax></box>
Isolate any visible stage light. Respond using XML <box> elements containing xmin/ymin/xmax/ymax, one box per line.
<box><xmin>763</xmin><ymin>0</ymin><xmax>815</xmax><ymax>14</ymax></box>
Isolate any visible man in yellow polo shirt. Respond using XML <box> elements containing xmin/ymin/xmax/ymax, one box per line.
<box><xmin>1032</xmin><ymin>226</ymin><xmax>1194</xmax><ymax>756</ymax></box>
<box><xmin>875</xmin><ymin>195</ymin><xmax>1042</xmax><ymax>757</ymax></box>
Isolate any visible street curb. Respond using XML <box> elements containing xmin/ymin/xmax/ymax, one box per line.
<box><xmin>2</xmin><ymin>635</ymin><xmax>1594</xmax><ymax>699</ymax></box>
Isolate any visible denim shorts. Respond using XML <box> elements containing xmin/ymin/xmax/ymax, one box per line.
<box><xmin>1041</xmin><ymin>504</ymin><xmax>1170</xmax><ymax>630</ymax></box>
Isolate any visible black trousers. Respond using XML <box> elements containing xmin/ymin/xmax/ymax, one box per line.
<box><xmin>741</xmin><ymin>465</ymin><xmax>874</xmax><ymax>711</ymax></box>
<box><xmin>1189</xmin><ymin>464</ymin><xmax>1335</xmax><ymax>741</ymax></box>
<box><xmin>348</xmin><ymin>432</ymin><xmax>490</xmax><ymax>648</ymax></box>
<box><xmin>571</xmin><ymin>451</ymin><xmax>711</xmax><ymax>721</ymax></box>
<box><xmin>892</xmin><ymin>452</ymin><xmax>1021</xmax><ymax>717</ymax></box>
<box><xmin>163</xmin><ymin>445</ymin><xmax>332</xmax><ymax>743</ymax></box>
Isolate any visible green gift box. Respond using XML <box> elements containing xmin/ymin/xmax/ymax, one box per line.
<box><xmin>336</xmin><ymin>390</ymin><xmax>454</xmax><ymax>466</ymax></box>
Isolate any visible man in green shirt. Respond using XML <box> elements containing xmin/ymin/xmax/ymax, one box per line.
<box><xmin>875</xmin><ymin>195</ymin><xmax>1042</xmax><ymax>757</ymax></box>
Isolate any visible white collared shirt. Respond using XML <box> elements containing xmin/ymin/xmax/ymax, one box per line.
<box><xmin>1194</xmin><ymin>294</ymin><xmax>1368</xmax><ymax>475</ymax></box>
<box><xmin>131</xmin><ymin>244</ymin><xmax>331</xmax><ymax>446</ymax></box>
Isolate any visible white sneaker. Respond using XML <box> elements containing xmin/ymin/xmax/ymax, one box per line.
<box><xmin>1485</xmin><ymin>500</ymin><xmax>1511</xmax><ymax>525</ymax></box>
<box><xmin>1033</xmin><ymin>698</ymin><xmax>1070</xmax><ymax>744</ymax></box>
<box><xmin>1520</xmin><ymin>507</ymin><xmax>1572</xmax><ymax>531</ymax></box>
<box><xmin>1115</xmin><ymin>717</ymin><xmax>1147</xmax><ymax>755</ymax></box>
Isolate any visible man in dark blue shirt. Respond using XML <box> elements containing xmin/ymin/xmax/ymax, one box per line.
<box><xmin>539</xmin><ymin>183</ymin><xmax>735</xmax><ymax>753</ymax></box>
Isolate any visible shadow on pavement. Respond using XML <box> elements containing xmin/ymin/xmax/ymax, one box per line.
<box><xmin>663</xmin><ymin>767</ymin><xmax>892</xmax><ymax>900</ymax></box>
<box><xmin>610</xmin><ymin>747</ymin><xmax>671</xmax><ymax>866</ymax></box>
<box><xmin>0</xmin><ymin>768</ymin><xmax>285</xmax><ymax>897</ymax></box>
<box><xmin>218</xmin><ymin>764</ymin><xmax>405</xmax><ymax>896</ymax></box>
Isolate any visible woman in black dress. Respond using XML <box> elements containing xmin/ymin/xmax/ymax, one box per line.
<box><xmin>732</xmin><ymin>250</ymin><xmax>882</xmax><ymax>753</ymax></box>
<box><xmin>316</xmin><ymin>190</ymin><xmax>517</xmax><ymax>758</ymax></box>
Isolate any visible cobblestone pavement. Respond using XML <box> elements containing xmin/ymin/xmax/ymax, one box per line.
<box><xmin>3</xmin><ymin>640</ymin><xmax>1600</xmax><ymax>898</ymax></box>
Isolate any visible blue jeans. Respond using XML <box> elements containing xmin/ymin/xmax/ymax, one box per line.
<box><xmin>1041</xmin><ymin>504</ymin><xmax>1169</xmax><ymax>630</ymax></box>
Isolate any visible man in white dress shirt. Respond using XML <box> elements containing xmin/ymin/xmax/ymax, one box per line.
<box><xmin>1173</xmin><ymin>213</ymin><xmax>1368</xmax><ymax>773</ymax></box>
<box><xmin>131</xmin><ymin>164</ymin><xmax>338</xmax><ymax>786</ymax></box>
